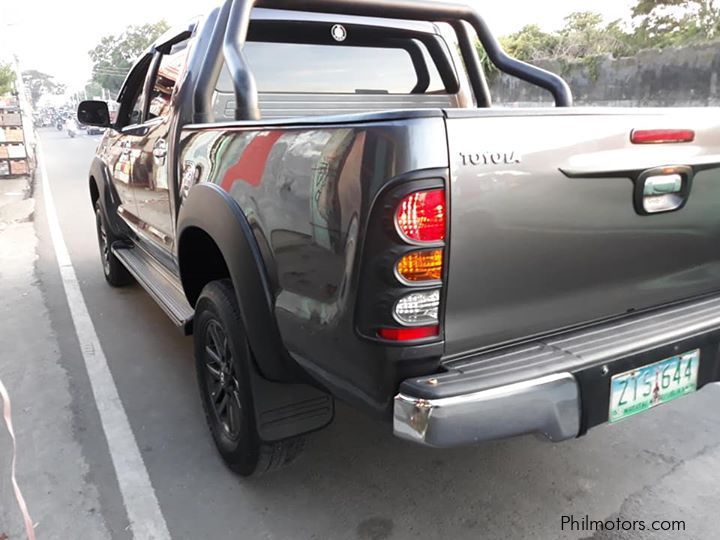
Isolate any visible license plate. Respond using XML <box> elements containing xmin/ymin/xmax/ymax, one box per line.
<box><xmin>609</xmin><ymin>349</ymin><xmax>699</xmax><ymax>423</ymax></box>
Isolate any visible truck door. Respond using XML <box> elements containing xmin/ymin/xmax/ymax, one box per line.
<box><xmin>106</xmin><ymin>59</ymin><xmax>153</xmax><ymax>228</ymax></box>
<box><xmin>132</xmin><ymin>41</ymin><xmax>190</xmax><ymax>259</ymax></box>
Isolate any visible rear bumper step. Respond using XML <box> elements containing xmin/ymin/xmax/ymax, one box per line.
<box><xmin>394</xmin><ymin>293</ymin><xmax>720</xmax><ymax>447</ymax></box>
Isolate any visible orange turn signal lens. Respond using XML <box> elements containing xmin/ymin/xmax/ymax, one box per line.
<box><xmin>395</xmin><ymin>249</ymin><xmax>443</xmax><ymax>283</ymax></box>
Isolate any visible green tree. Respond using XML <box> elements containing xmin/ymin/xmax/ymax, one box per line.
<box><xmin>631</xmin><ymin>0</ymin><xmax>720</xmax><ymax>46</ymax></box>
<box><xmin>89</xmin><ymin>20</ymin><xmax>169</xmax><ymax>95</ymax></box>
<box><xmin>501</xmin><ymin>24</ymin><xmax>560</xmax><ymax>62</ymax></box>
<box><xmin>556</xmin><ymin>12</ymin><xmax>636</xmax><ymax>58</ymax></box>
<box><xmin>477</xmin><ymin>24</ymin><xmax>559</xmax><ymax>78</ymax></box>
<box><xmin>477</xmin><ymin>12</ymin><xmax>638</xmax><ymax>79</ymax></box>
<box><xmin>0</xmin><ymin>63</ymin><xmax>16</xmax><ymax>96</ymax></box>
<box><xmin>21</xmin><ymin>70</ymin><xmax>66</xmax><ymax>106</ymax></box>
<box><xmin>84</xmin><ymin>81</ymin><xmax>105</xmax><ymax>100</ymax></box>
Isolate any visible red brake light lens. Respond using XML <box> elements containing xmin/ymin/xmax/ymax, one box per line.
<box><xmin>395</xmin><ymin>189</ymin><xmax>446</xmax><ymax>243</ymax></box>
<box><xmin>631</xmin><ymin>129</ymin><xmax>695</xmax><ymax>144</ymax></box>
<box><xmin>378</xmin><ymin>325</ymin><xmax>439</xmax><ymax>341</ymax></box>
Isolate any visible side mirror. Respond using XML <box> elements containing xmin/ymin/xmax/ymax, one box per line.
<box><xmin>77</xmin><ymin>100</ymin><xmax>111</xmax><ymax>128</ymax></box>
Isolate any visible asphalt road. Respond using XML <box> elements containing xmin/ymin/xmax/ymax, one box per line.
<box><xmin>7</xmin><ymin>127</ymin><xmax>720</xmax><ymax>539</ymax></box>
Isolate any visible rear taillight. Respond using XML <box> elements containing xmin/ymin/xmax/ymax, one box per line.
<box><xmin>375</xmin><ymin>186</ymin><xmax>447</xmax><ymax>342</ymax></box>
<box><xmin>631</xmin><ymin>129</ymin><xmax>695</xmax><ymax>144</ymax></box>
<box><xmin>395</xmin><ymin>189</ymin><xmax>446</xmax><ymax>243</ymax></box>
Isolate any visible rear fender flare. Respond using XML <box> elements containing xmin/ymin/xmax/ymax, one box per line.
<box><xmin>177</xmin><ymin>182</ymin><xmax>293</xmax><ymax>381</ymax></box>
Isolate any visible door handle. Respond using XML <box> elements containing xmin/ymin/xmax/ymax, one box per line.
<box><xmin>153</xmin><ymin>139</ymin><xmax>168</xmax><ymax>163</ymax></box>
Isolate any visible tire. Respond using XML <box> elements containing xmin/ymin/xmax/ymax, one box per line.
<box><xmin>94</xmin><ymin>201</ymin><xmax>132</xmax><ymax>287</ymax></box>
<box><xmin>194</xmin><ymin>279</ymin><xmax>305</xmax><ymax>476</ymax></box>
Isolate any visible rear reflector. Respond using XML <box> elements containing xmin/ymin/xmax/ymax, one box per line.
<box><xmin>378</xmin><ymin>325</ymin><xmax>439</xmax><ymax>341</ymax></box>
<box><xmin>395</xmin><ymin>189</ymin><xmax>446</xmax><ymax>243</ymax></box>
<box><xmin>631</xmin><ymin>129</ymin><xmax>695</xmax><ymax>144</ymax></box>
<box><xmin>396</xmin><ymin>249</ymin><xmax>443</xmax><ymax>283</ymax></box>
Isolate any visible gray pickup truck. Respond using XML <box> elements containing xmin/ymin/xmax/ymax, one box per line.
<box><xmin>78</xmin><ymin>0</ymin><xmax>720</xmax><ymax>476</ymax></box>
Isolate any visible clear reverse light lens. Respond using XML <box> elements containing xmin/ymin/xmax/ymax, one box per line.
<box><xmin>393</xmin><ymin>290</ymin><xmax>440</xmax><ymax>326</ymax></box>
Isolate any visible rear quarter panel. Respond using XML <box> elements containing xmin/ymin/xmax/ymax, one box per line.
<box><xmin>178</xmin><ymin>115</ymin><xmax>448</xmax><ymax>411</ymax></box>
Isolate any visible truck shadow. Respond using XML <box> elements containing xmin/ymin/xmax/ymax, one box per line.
<box><xmin>240</xmin><ymin>387</ymin><xmax>720</xmax><ymax>540</ymax></box>
<box><xmin>95</xmin><ymin>287</ymin><xmax>720</xmax><ymax>540</ymax></box>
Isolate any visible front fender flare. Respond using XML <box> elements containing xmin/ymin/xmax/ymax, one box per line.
<box><xmin>89</xmin><ymin>156</ymin><xmax>127</xmax><ymax>238</ymax></box>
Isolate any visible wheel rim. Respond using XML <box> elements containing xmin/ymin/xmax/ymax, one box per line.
<box><xmin>204</xmin><ymin>319</ymin><xmax>243</xmax><ymax>440</ymax></box>
<box><xmin>96</xmin><ymin>211</ymin><xmax>111</xmax><ymax>274</ymax></box>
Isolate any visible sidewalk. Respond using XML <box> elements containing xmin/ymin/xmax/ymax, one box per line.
<box><xmin>0</xmin><ymin>174</ymin><xmax>110</xmax><ymax>538</ymax></box>
<box><xmin>0</xmin><ymin>176</ymin><xmax>33</xmax><ymax>226</ymax></box>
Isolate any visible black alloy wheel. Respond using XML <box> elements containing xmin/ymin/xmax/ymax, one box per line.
<box><xmin>94</xmin><ymin>201</ymin><xmax>132</xmax><ymax>287</ymax></box>
<box><xmin>194</xmin><ymin>279</ymin><xmax>305</xmax><ymax>476</ymax></box>
<box><xmin>203</xmin><ymin>319</ymin><xmax>244</xmax><ymax>440</ymax></box>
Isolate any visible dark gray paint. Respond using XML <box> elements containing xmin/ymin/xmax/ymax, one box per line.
<box><xmin>179</xmin><ymin>116</ymin><xmax>449</xmax><ymax>412</ymax></box>
<box><xmin>444</xmin><ymin>109</ymin><xmax>720</xmax><ymax>356</ymax></box>
<box><xmin>38</xmin><ymin>129</ymin><xmax>720</xmax><ymax>540</ymax></box>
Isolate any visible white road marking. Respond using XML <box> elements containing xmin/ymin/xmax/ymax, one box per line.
<box><xmin>39</xmin><ymin>144</ymin><xmax>171</xmax><ymax>540</ymax></box>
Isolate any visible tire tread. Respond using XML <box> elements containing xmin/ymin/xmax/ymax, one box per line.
<box><xmin>196</xmin><ymin>279</ymin><xmax>305</xmax><ymax>477</ymax></box>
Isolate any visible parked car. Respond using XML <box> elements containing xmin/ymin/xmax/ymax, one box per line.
<box><xmin>78</xmin><ymin>0</ymin><xmax>720</xmax><ymax>477</ymax></box>
<box><xmin>84</xmin><ymin>124</ymin><xmax>105</xmax><ymax>135</ymax></box>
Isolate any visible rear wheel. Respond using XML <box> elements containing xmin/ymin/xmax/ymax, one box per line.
<box><xmin>94</xmin><ymin>201</ymin><xmax>131</xmax><ymax>287</ymax></box>
<box><xmin>194</xmin><ymin>279</ymin><xmax>304</xmax><ymax>476</ymax></box>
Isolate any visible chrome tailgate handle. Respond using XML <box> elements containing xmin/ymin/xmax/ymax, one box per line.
<box><xmin>635</xmin><ymin>166</ymin><xmax>692</xmax><ymax>215</ymax></box>
<box><xmin>643</xmin><ymin>174</ymin><xmax>682</xmax><ymax>196</ymax></box>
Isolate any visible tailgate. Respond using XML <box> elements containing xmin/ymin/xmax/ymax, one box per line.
<box><xmin>443</xmin><ymin>108</ymin><xmax>720</xmax><ymax>356</ymax></box>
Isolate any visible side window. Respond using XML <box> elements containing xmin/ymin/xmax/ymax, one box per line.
<box><xmin>147</xmin><ymin>42</ymin><xmax>190</xmax><ymax>121</ymax></box>
<box><xmin>116</xmin><ymin>58</ymin><xmax>151</xmax><ymax>129</ymax></box>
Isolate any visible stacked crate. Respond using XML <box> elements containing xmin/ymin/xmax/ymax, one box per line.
<box><xmin>0</xmin><ymin>97</ymin><xmax>29</xmax><ymax>178</ymax></box>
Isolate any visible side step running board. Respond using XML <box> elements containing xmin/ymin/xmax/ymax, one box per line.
<box><xmin>112</xmin><ymin>244</ymin><xmax>194</xmax><ymax>334</ymax></box>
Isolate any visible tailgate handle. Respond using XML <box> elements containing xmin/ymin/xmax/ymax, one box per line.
<box><xmin>644</xmin><ymin>174</ymin><xmax>682</xmax><ymax>196</ymax></box>
<box><xmin>636</xmin><ymin>167</ymin><xmax>691</xmax><ymax>215</ymax></box>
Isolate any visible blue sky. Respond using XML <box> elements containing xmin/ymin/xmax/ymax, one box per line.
<box><xmin>0</xmin><ymin>0</ymin><xmax>635</xmax><ymax>91</ymax></box>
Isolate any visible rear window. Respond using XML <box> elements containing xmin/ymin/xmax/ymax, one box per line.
<box><xmin>217</xmin><ymin>40</ymin><xmax>446</xmax><ymax>95</ymax></box>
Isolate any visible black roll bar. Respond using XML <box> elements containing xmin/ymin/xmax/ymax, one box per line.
<box><xmin>198</xmin><ymin>0</ymin><xmax>573</xmax><ymax>121</ymax></box>
<box><xmin>453</xmin><ymin>20</ymin><xmax>491</xmax><ymax>108</ymax></box>
<box><xmin>193</xmin><ymin>2</ymin><xmax>232</xmax><ymax>123</ymax></box>
<box><xmin>224</xmin><ymin>0</ymin><xmax>262</xmax><ymax>120</ymax></box>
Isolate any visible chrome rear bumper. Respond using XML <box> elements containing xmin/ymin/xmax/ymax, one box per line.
<box><xmin>393</xmin><ymin>293</ymin><xmax>720</xmax><ymax>448</ymax></box>
<box><xmin>393</xmin><ymin>373</ymin><xmax>580</xmax><ymax>447</ymax></box>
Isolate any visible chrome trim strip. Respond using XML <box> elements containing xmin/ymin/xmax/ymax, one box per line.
<box><xmin>393</xmin><ymin>373</ymin><xmax>580</xmax><ymax>447</ymax></box>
